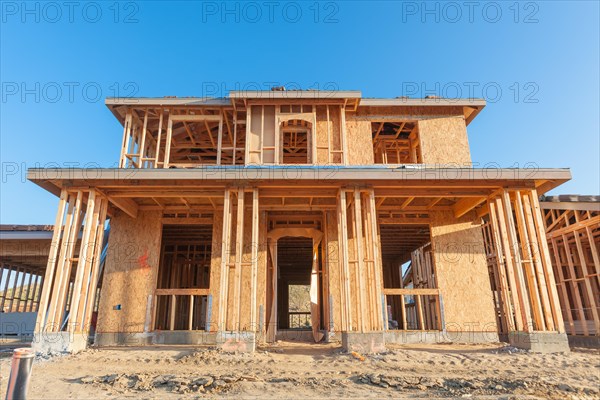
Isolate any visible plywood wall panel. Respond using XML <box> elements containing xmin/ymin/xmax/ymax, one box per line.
<box><xmin>96</xmin><ymin>211</ymin><xmax>162</xmax><ymax>333</ymax></box>
<box><xmin>315</xmin><ymin>106</ymin><xmax>329</xmax><ymax>164</ymax></box>
<box><xmin>239</xmin><ymin>206</ymin><xmax>254</xmax><ymax>329</ymax></box>
<box><xmin>263</xmin><ymin>106</ymin><xmax>276</xmax><ymax>163</ymax></box>
<box><xmin>248</xmin><ymin>106</ymin><xmax>262</xmax><ymax>164</ymax></box>
<box><xmin>324</xmin><ymin>210</ymin><xmax>342</xmax><ymax>332</ymax></box>
<box><xmin>429</xmin><ymin>210</ymin><xmax>497</xmax><ymax>333</ymax></box>
<box><xmin>256</xmin><ymin>211</ymin><xmax>268</xmax><ymax>336</ymax></box>
<box><xmin>208</xmin><ymin>212</ymin><xmax>224</xmax><ymax>332</ymax></box>
<box><xmin>346</xmin><ymin>120</ymin><xmax>374</xmax><ymax>165</ymax></box>
<box><xmin>418</xmin><ymin>116</ymin><xmax>472</xmax><ymax>165</ymax></box>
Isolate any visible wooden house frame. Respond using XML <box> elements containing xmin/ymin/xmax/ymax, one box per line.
<box><xmin>26</xmin><ymin>90</ymin><xmax>573</xmax><ymax>353</ymax></box>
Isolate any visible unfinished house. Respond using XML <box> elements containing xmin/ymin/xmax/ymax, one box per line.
<box><xmin>540</xmin><ymin>195</ymin><xmax>599</xmax><ymax>348</ymax></box>
<box><xmin>0</xmin><ymin>226</ymin><xmax>51</xmax><ymax>336</ymax></box>
<box><xmin>27</xmin><ymin>90</ymin><xmax>574</xmax><ymax>353</ymax></box>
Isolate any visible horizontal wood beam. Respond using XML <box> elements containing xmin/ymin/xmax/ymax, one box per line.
<box><xmin>155</xmin><ymin>288</ymin><xmax>210</xmax><ymax>296</ymax></box>
<box><xmin>383</xmin><ymin>288</ymin><xmax>440</xmax><ymax>296</ymax></box>
<box><xmin>170</xmin><ymin>115</ymin><xmax>221</xmax><ymax>122</ymax></box>
<box><xmin>453</xmin><ymin>196</ymin><xmax>487</xmax><ymax>218</ymax></box>
<box><xmin>106</xmin><ymin>196</ymin><xmax>138</xmax><ymax>218</ymax></box>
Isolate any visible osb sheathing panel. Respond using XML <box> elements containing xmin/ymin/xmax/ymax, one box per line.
<box><xmin>315</xmin><ymin>106</ymin><xmax>329</xmax><ymax>164</ymax></box>
<box><xmin>330</xmin><ymin>106</ymin><xmax>343</xmax><ymax>163</ymax></box>
<box><xmin>239</xmin><ymin>207</ymin><xmax>254</xmax><ymax>330</ymax></box>
<box><xmin>208</xmin><ymin>212</ymin><xmax>224</xmax><ymax>332</ymax></box>
<box><xmin>225</xmin><ymin>210</ymin><xmax>239</xmax><ymax>331</ymax></box>
<box><xmin>256</xmin><ymin>211</ymin><xmax>268</xmax><ymax>334</ymax></box>
<box><xmin>248</xmin><ymin>106</ymin><xmax>262</xmax><ymax>164</ymax></box>
<box><xmin>346</xmin><ymin>208</ymin><xmax>359</xmax><ymax>330</ymax></box>
<box><xmin>315</xmin><ymin>106</ymin><xmax>343</xmax><ymax>164</ymax></box>
<box><xmin>429</xmin><ymin>210</ymin><xmax>497</xmax><ymax>332</ymax></box>
<box><xmin>418</xmin><ymin>116</ymin><xmax>472</xmax><ymax>165</ymax></box>
<box><xmin>324</xmin><ymin>210</ymin><xmax>342</xmax><ymax>332</ymax></box>
<box><xmin>96</xmin><ymin>211</ymin><xmax>162</xmax><ymax>333</ymax></box>
<box><xmin>346</xmin><ymin>120</ymin><xmax>374</xmax><ymax>165</ymax></box>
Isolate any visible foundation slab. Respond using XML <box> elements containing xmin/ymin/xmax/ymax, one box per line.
<box><xmin>32</xmin><ymin>332</ymin><xmax>89</xmax><ymax>354</ymax></box>
<box><xmin>217</xmin><ymin>331</ymin><xmax>256</xmax><ymax>353</ymax></box>
<box><xmin>342</xmin><ymin>332</ymin><xmax>385</xmax><ymax>353</ymax></box>
<box><xmin>567</xmin><ymin>335</ymin><xmax>599</xmax><ymax>349</ymax></box>
<box><xmin>508</xmin><ymin>331</ymin><xmax>570</xmax><ymax>353</ymax></box>
<box><xmin>384</xmin><ymin>330</ymin><xmax>499</xmax><ymax>344</ymax></box>
<box><xmin>443</xmin><ymin>330</ymin><xmax>500</xmax><ymax>344</ymax></box>
<box><xmin>94</xmin><ymin>331</ymin><xmax>217</xmax><ymax>346</ymax></box>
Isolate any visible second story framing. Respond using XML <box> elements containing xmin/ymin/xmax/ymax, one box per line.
<box><xmin>106</xmin><ymin>91</ymin><xmax>486</xmax><ymax>169</ymax></box>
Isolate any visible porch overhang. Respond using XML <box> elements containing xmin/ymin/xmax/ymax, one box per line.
<box><xmin>27</xmin><ymin>166</ymin><xmax>571</xmax><ymax>220</ymax></box>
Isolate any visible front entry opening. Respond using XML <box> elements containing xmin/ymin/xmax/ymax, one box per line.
<box><xmin>154</xmin><ymin>224</ymin><xmax>212</xmax><ymax>331</ymax></box>
<box><xmin>276</xmin><ymin>237</ymin><xmax>319</xmax><ymax>330</ymax></box>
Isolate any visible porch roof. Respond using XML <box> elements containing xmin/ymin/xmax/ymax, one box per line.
<box><xmin>28</xmin><ymin>166</ymin><xmax>570</xmax><ymax>192</ymax></box>
<box><xmin>27</xmin><ymin>166</ymin><xmax>570</xmax><ymax>220</ymax></box>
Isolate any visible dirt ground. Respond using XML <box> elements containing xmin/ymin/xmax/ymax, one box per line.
<box><xmin>0</xmin><ymin>341</ymin><xmax>598</xmax><ymax>399</ymax></box>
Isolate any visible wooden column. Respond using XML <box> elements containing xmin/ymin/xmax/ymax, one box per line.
<box><xmin>218</xmin><ymin>189</ymin><xmax>233</xmax><ymax>331</ymax></box>
<box><xmin>79</xmin><ymin>199</ymin><xmax>108</xmax><ymax>332</ymax></box>
<box><xmin>513</xmin><ymin>191</ymin><xmax>545</xmax><ymax>330</ymax></box>
<box><xmin>231</xmin><ymin>187</ymin><xmax>245</xmax><ymax>331</ymax></box>
<box><xmin>337</xmin><ymin>189</ymin><xmax>352</xmax><ymax>331</ymax></box>
<box><xmin>35</xmin><ymin>189</ymin><xmax>108</xmax><ymax>336</ymax></box>
<box><xmin>487</xmin><ymin>198</ymin><xmax>516</xmax><ymax>331</ymax></box>
<box><xmin>250</xmin><ymin>188</ymin><xmax>260</xmax><ymax>331</ymax></box>
<box><xmin>501</xmin><ymin>191</ymin><xmax>533</xmax><ymax>331</ymax></box>
<box><xmin>119</xmin><ymin>112</ymin><xmax>132</xmax><ymax>168</ymax></box>
<box><xmin>521</xmin><ymin>193</ymin><xmax>555</xmax><ymax>331</ymax></box>
<box><xmin>164</xmin><ymin>114</ymin><xmax>173</xmax><ymax>168</ymax></box>
<box><xmin>22</xmin><ymin>272</ymin><xmax>34</xmax><ymax>312</ymax></box>
<box><xmin>529</xmin><ymin>190</ymin><xmax>565</xmax><ymax>333</ymax></box>
<box><xmin>6</xmin><ymin>267</ymin><xmax>22</xmax><ymax>312</ymax></box>
<box><xmin>494</xmin><ymin>195</ymin><xmax>525</xmax><ymax>331</ymax></box>
<box><xmin>352</xmin><ymin>188</ymin><xmax>368</xmax><ymax>332</ymax></box>
<box><xmin>367</xmin><ymin>189</ymin><xmax>384</xmax><ymax>331</ymax></box>
<box><xmin>485</xmin><ymin>189</ymin><xmax>567</xmax><ymax>335</ymax></box>
<box><xmin>154</xmin><ymin>110</ymin><xmax>164</xmax><ymax>167</ymax></box>
<box><xmin>48</xmin><ymin>190</ymin><xmax>84</xmax><ymax>331</ymax></box>
<box><xmin>68</xmin><ymin>190</ymin><xmax>97</xmax><ymax>331</ymax></box>
<box><xmin>35</xmin><ymin>189</ymin><xmax>68</xmax><ymax>332</ymax></box>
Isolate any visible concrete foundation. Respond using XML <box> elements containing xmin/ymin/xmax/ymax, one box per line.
<box><xmin>341</xmin><ymin>331</ymin><xmax>385</xmax><ymax>353</ymax></box>
<box><xmin>275</xmin><ymin>329</ymin><xmax>323</xmax><ymax>342</ymax></box>
<box><xmin>567</xmin><ymin>335</ymin><xmax>599</xmax><ymax>349</ymax></box>
<box><xmin>384</xmin><ymin>330</ymin><xmax>499</xmax><ymax>345</ymax></box>
<box><xmin>216</xmin><ymin>331</ymin><xmax>256</xmax><ymax>353</ymax></box>
<box><xmin>443</xmin><ymin>330</ymin><xmax>500</xmax><ymax>344</ymax></box>
<box><xmin>94</xmin><ymin>331</ymin><xmax>217</xmax><ymax>346</ymax></box>
<box><xmin>32</xmin><ymin>332</ymin><xmax>89</xmax><ymax>354</ymax></box>
<box><xmin>508</xmin><ymin>331</ymin><xmax>570</xmax><ymax>353</ymax></box>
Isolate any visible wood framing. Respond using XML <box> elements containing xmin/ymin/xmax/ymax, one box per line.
<box><xmin>34</xmin><ymin>189</ymin><xmax>108</xmax><ymax>334</ymax></box>
<box><xmin>482</xmin><ymin>189</ymin><xmax>566</xmax><ymax>335</ymax></box>
<box><xmin>541</xmin><ymin>196</ymin><xmax>599</xmax><ymax>337</ymax></box>
<box><xmin>24</xmin><ymin>91</ymin><xmax>577</xmax><ymax>352</ymax></box>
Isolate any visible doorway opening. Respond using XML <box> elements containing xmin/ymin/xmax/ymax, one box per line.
<box><xmin>154</xmin><ymin>224</ymin><xmax>212</xmax><ymax>331</ymax></box>
<box><xmin>276</xmin><ymin>237</ymin><xmax>319</xmax><ymax>330</ymax></box>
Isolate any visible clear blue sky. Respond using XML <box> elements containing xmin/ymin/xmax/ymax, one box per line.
<box><xmin>1</xmin><ymin>1</ymin><xmax>598</xmax><ymax>224</ymax></box>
